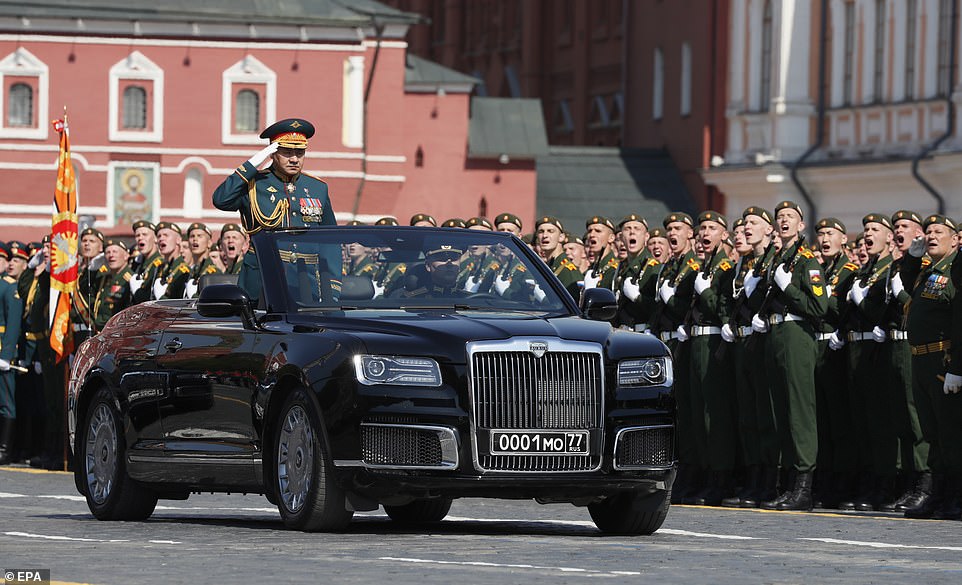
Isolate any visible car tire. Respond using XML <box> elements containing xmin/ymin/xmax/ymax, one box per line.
<box><xmin>81</xmin><ymin>388</ymin><xmax>157</xmax><ymax>521</ymax></box>
<box><xmin>588</xmin><ymin>490</ymin><xmax>670</xmax><ymax>535</ymax></box>
<box><xmin>384</xmin><ymin>498</ymin><xmax>453</xmax><ymax>524</ymax></box>
<box><xmin>274</xmin><ymin>388</ymin><xmax>353</xmax><ymax>532</ymax></box>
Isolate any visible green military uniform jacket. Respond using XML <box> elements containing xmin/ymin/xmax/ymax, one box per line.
<box><xmin>158</xmin><ymin>256</ymin><xmax>191</xmax><ymax>300</ymax></box>
<box><xmin>491</xmin><ymin>254</ymin><xmax>532</xmax><ymax>300</ymax></box>
<box><xmin>70</xmin><ymin>265</ymin><xmax>104</xmax><ymax>336</ymax></box>
<box><xmin>132</xmin><ymin>251</ymin><xmax>165</xmax><ymax>305</ymax></box>
<box><xmin>651</xmin><ymin>249</ymin><xmax>699</xmax><ymax>334</ymax></box>
<box><xmin>820</xmin><ymin>253</ymin><xmax>859</xmax><ymax>333</ymax></box>
<box><xmin>378</xmin><ymin>261</ymin><xmax>408</xmax><ymax>295</ymax></box>
<box><xmin>903</xmin><ymin>252</ymin><xmax>954</xmax><ymax>346</ymax></box>
<box><xmin>690</xmin><ymin>250</ymin><xmax>735</xmax><ymax>327</ymax></box>
<box><xmin>546</xmin><ymin>251</ymin><xmax>583</xmax><ymax>300</ymax></box>
<box><xmin>19</xmin><ymin>269</ymin><xmax>49</xmax><ymax>365</ymax></box>
<box><xmin>457</xmin><ymin>253</ymin><xmax>500</xmax><ymax>293</ymax></box>
<box><xmin>347</xmin><ymin>255</ymin><xmax>377</xmax><ymax>278</ymax></box>
<box><xmin>764</xmin><ymin>242</ymin><xmax>828</xmax><ymax>324</ymax></box>
<box><xmin>881</xmin><ymin>256</ymin><xmax>912</xmax><ymax>332</ymax></box>
<box><xmin>588</xmin><ymin>250</ymin><xmax>620</xmax><ymax>290</ymax></box>
<box><xmin>613</xmin><ymin>250</ymin><xmax>659</xmax><ymax>329</ymax></box>
<box><xmin>848</xmin><ymin>253</ymin><xmax>895</xmax><ymax>333</ymax></box>
<box><xmin>0</xmin><ymin>275</ymin><xmax>22</xmax><ymax>362</ymax></box>
<box><xmin>94</xmin><ymin>268</ymin><xmax>133</xmax><ymax>330</ymax></box>
<box><xmin>185</xmin><ymin>256</ymin><xmax>221</xmax><ymax>299</ymax></box>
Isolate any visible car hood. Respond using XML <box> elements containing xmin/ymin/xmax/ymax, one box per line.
<box><xmin>288</xmin><ymin>310</ymin><xmax>662</xmax><ymax>362</ymax></box>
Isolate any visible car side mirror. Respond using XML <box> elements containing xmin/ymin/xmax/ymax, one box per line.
<box><xmin>198</xmin><ymin>284</ymin><xmax>254</xmax><ymax>322</ymax></box>
<box><xmin>581</xmin><ymin>287</ymin><xmax>617</xmax><ymax>321</ymax></box>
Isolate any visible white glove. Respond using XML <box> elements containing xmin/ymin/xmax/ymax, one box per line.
<box><xmin>0</xmin><ymin>358</ymin><xmax>9</xmax><ymax>371</ymax></box>
<box><xmin>184</xmin><ymin>278</ymin><xmax>199</xmax><ymax>299</ymax></box>
<box><xmin>27</xmin><ymin>251</ymin><xmax>43</xmax><ymax>269</ymax></box>
<box><xmin>463</xmin><ymin>275</ymin><xmax>481</xmax><ymax>293</ymax></box>
<box><xmin>622</xmin><ymin>277</ymin><xmax>641</xmax><ymax>301</ymax></box>
<box><xmin>658</xmin><ymin>281</ymin><xmax>676</xmax><ymax>304</ymax></box>
<box><xmin>372</xmin><ymin>280</ymin><xmax>385</xmax><ymax>298</ymax></box>
<box><xmin>532</xmin><ymin>284</ymin><xmax>546</xmax><ymax>302</ymax></box>
<box><xmin>247</xmin><ymin>141</ymin><xmax>279</xmax><ymax>168</ymax></box>
<box><xmin>152</xmin><ymin>279</ymin><xmax>168</xmax><ymax>300</ymax></box>
<box><xmin>908</xmin><ymin>236</ymin><xmax>926</xmax><ymax>258</ymax></box>
<box><xmin>848</xmin><ymin>280</ymin><xmax>869</xmax><ymax>306</ymax></box>
<box><xmin>825</xmin><ymin>284</ymin><xmax>833</xmax><ymax>298</ymax></box>
<box><xmin>720</xmin><ymin>323</ymin><xmax>735</xmax><ymax>343</ymax></box>
<box><xmin>129</xmin><ymin>273</ymin><xmax>144</xmax><ymax>295</ymax></box>
<box><xmin>675</xmin><ymin>325</ymin><xmax>689</xmax><ymax>342</ymax></box>
<box><xmin>33</xmin><ymin>362</ymin><xmax>42</xmax><ymax>375</ymax></box>
<box><xmin>944</xmin><ymin>372</ymin><xmax>962</xmax><ymax>394</ymax></box>
<box><xmin>871</xmin><ymin>326</ymin><xmax>886</xmax><ymax>343</ymax></box>
<box><xmin>693</xmin><ymin>273</ymin><xmax>712</xmax><ymax>295</ymax></box>
<box><xmin>89</xmin><ymin>253</ymin><xmax>106</xmax><ymax>272</ymax></box>
<box><xmin>773</xmin><ymin>265</ymin><xmax>793</xmax><ymax>291</ymax></box>
<box><xmin>493</xmin><ymin>275</ymin><xmax>511</xmax><ymax>296</ymax></box>
<box><xmin>890</xmin><ymin>273</ymin><xmax>904</xmax><ymax>297</ymax></box>
<box><xmin>642</xmin><ymin>328</ymin><xmax>652</xmax><ymax>336</ymax></box>
<box><xmin>751</xmin><ymin>313</ymin><xmax>769</xmax><ymax>333</ymax></box>
<box><xmin>583</xmin><ymin>269</ymin><xmax>601</xmax><ymax>290</ymax></box>
<box><xmin>828</xmin><ymin>330</ymin><xmax>845</xmax><ymax>350</ymax></box>
<box><xmin>743</xmin><ymin>273</ymin><xmax>761</xmax><ymax>297</ymax></box>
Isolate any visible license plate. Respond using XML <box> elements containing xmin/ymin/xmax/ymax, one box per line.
<box><xmin>490</xmin><ymin>431</ymin><xmax>589</xmax><ymax>455</ymax></box>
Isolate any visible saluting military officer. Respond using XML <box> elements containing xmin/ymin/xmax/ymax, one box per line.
<box><xmin>687</xmin><ymin>211</ymin><xmax>737</xmax><ymax>506</ymax></box>
<box><xmin>809</xmin><ymin>217</ymin><xmax>859</xmax><ymax>509</ymax></box>
<box><xmin>756</xmin><ymin>201</ymin><xmax>827</xmax><ymax>512</ymax></box>
<box><xmin>902</xmin><ymin>216</ymin><xmax>962</xmax><ymax>519</ymax></box>
<box><xmin>614</xmin><ymin>214</ymin><xmax>659</xmax><ymax>331</ymax></box>
<box><xmin>213</xmin><ymin>118</ymin><xmax>337</xmax><ymax>301</ymax></box>
<box><xmin>93</xmin><ymin>239</ymin><xmax>134</xmax><ymax>330</ymax></box>
<box><xmin>583</xmin><ymin>216</ymin><xmax>619</xmax><ymax>293</ymax></box>
<box><xmin>0</xmin><ymin>242</ymin><xmax>23</xmax><ymax>465</ymax></box>
<box><xmin>128</xmin><ymin>220</ymin><xmax>165</xmax><ymax>305</ymax></box>
<box><xmin>535</xmin><ymin>216</ymin><xmax>582</xmax><ymax>300</ymax></box>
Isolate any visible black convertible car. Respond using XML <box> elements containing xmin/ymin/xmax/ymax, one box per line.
<box><xmin>68</xmin><ymin>226</ymin><xmax>675</xmax><ymax>534</ymax></box>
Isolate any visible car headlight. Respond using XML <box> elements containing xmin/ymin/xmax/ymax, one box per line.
<box><xmin>618</xmin><ymin>357</ymin><xmax>672</xmax><ymax>387</ymax></box>
<box><xmin>353</xmin><ymin>355</ymin><xmax>442</xmax><ymax>386</ymax></box>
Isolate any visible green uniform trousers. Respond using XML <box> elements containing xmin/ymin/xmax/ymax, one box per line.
<box><xmin>765</xmin><ymin>321</ymin><xmax>818</xmax><ymax>472</ymax></box>
<box><xmin>886</xmin><ymin>340</ymin><xmax>929</xmax><ymax>473</ymax></box>
<box><xmin>740</xmin><ymin>333</ymin><xmax>779</xmax><ymax>467</ymax></box>
<box><xmin>848</xmin><ymin>340</ymin><xmax>898</xmax><ymax>478</ymax></box>
<box><xmin>690</xmin><ymin>333</ymin><xmax>736</xmax><ymax>471</ymax></box>
<box><xmin>912</xmin><ymin>351</ymin><xmax>962</xmax><ymax>475</ymax></box>
<box><xmin>815</xmin><ymin>340</ymin><xmax>857</xmax><ymax>473</ymax></box>
<box><xmin>668</xmin><ymin>338</ymin><xmax>696</xmax><ymax>469</ymax></box>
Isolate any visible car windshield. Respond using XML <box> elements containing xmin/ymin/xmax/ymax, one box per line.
<box><xmin>258</xmin><ymin>227</ymin><xmax>572</xmax><ymax>313</ymax></box>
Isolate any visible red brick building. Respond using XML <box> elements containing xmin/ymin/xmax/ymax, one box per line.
<box><xmin>0</xmin><ymin>1</ymin><xmax>543</xmax><ymax>242</ymax></box>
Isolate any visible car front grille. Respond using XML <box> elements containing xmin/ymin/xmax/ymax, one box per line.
<box><xmin>614</xmin><ymin>425</ymin><xmax>675</xmax><ymax>470</ymax></box>
<box><xmin>360</xmin><ymin>423</ymin><xmax>458</xmax><ymax>469</ymax></box>
<box><xmin>469</xmin><ymin>341</ymin><xmax>604</xmax><ymax>473</ymax></box>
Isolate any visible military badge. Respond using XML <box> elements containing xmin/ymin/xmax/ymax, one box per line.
<box><xmin>809</xmin><ymin>270</ymin><xmax>821</xmax><ymax>284</ymax></box>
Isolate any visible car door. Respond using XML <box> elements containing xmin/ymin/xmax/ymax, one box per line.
<box><xmin>154</xmin><ymin>305</ymin><xmax>263</xmax><ymax>486</ymax></box>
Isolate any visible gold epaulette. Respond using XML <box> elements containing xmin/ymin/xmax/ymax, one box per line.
<box><xmin>397</xmin><ymin>264</ymin><xmax>407</xmax><ymax>274</ymax></box>
<box><xmin>123</xmin><ymin>272</ymin><xmax>132</xmax><ymax>282</ymax></box>
<box><xmin>922</xmin><ymin>257</ymin><xmax>932</xmax><ymax>267</ymax></box>
<box><xmin>563</xmin><ymin>259</ymin><xmax>577</xmax><ymax>271</ymax></box>
<box><xmin>799</xmin><ymin>246</ymin><xmax>815</xmax><ymax>259</ymax></box>
<box><xmin>98</xmin><ymin>265</ymin><xmax>109</xmax><ymax>273</ymax></box>
<box><xmin>178</xmin><ymin>264</ymin><xmax>190</xmax><ymax>274</ymax></box>
<box><xmin>205</xmin><ymin>265</ymin><xmax>219</xmax><ymax>274</ymax></box>
<box><xmin>719</xmin><ymin>260</ymin><xmax>733</xmax><ymax>271</ymax></box>
<box><xmin>843</xmin><ymin>262</ymin><xmax>859</xmax><ymax>271</ymax></box>
<box><xmin>301</xmin><ymin>171</ymin><xmax>328</xmax><ymax>184</ymax></box>
<box><xmin>152</xmin><ymin>257</ymin><xmax>163</xmax><ymax>267</ymax></box>
<box><xmin>687</xmin><ymin>258</ymin><xmax>700</xmax><ymax>271</ymax></box>
<box><xmin>606</xmin><ymin>257</ymin><xmax>619</xmax><ymax>270</ymax></box>
<box><xmin>2</xmin><ymin>275</ymin><xmax>15</xmax><ymax>283</ymax></box>
<box><xmin>490</xmin><ymin>261</ymin><xmax>501</xmax><ymax>271</ymax></box>
<box><xmin>516</xmin><ymin>264</ymin><xmax>527</xmax><ymax>273</ymax></box>
<box><xmin>646</xmin><ymin>259</ymin><xmax>659</xmax><ymax>267</ymax></box>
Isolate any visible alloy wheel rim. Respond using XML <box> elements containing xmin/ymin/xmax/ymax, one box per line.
<box><xmin>85</xmin><ymin>403</ymin><xmax>117</xmax><ymax>505</ymax></box>
<box><xmin>277</xmin><ymin>404</ymin><xmax>314</xmax><ymax>514</ymax></box>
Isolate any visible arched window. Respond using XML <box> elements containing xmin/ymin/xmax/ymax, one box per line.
<box><xmin>235</xmin><ymin>89</ymin><xmax>259</xmax><ymax>132</ymax></box>
<box><xmin>122</xmin><ymin>86</ymin><xmax>147</xmax><ymax>129</ymax></box>
<box><xmin>7</xmin><ymin>83</ymin><xmax>32</xmax><ymax>127</ymax></box>
<box><xmin>760</xmin><ymin>0</ymin><xmax>773</xmax><ymax>112</ymax></box>
<box><xmin>652</xmin><ymin>47</ymin><xmax>664</xmax><ymax>120</ymax></box>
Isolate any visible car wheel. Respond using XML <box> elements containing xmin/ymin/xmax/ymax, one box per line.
<box><xmin>81</xmin><ymin>388</ymin><xmax>157</xmax><ymax>521</ymax></box>
<box><xmin>384</xmin><ymin>498</ymin><xmax>453</xmax><ymax>524</ymax></box>
<box><xmin>588</xmin><ymin>490</ymin><xmax>670</xmax><ymax>535</ymax></box>
<box><xmin>274</xmin><ymin>388</ymin><xmax>353</xmax><ymax>532</ymax></box>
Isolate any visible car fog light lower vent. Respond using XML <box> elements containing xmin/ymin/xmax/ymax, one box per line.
<box><xmin>614</xmin><ymin>425</ymin><xmax>675</xmax><ymax>470</ymax></box>
<box><xmin>360</xmin><ymin>423</ymin><xmax>458</xmax><ymax>470</ymax></box>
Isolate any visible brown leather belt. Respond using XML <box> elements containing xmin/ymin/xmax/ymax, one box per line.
<box><xmin>910</xmin><ymin>340</ymin><xmax>951</xmax><ymax>356</ymax></box>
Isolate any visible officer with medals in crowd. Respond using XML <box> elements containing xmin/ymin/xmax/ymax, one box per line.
<box><xmin>809</xmin><ymin>217</ymin><xmax>859</xmax><ymax>509</ymax></box>
<box><xmin>582</xmin><ymin>216</ymin><xmax>620</xmax><ymax>293</ymax></box>
<box><xmin>902</xmin><ymin>216</ymin><xmax>961</xmax><ymax>519</ymax></box>
<box><xmin>128</xmin><ymin>220</ymin><xmax>165</xmax><ymax>304</ymax></box>
<box><xmin>213</xmin><ymin>118</ymin><xmax>338</xmax><ymax>302</ymax></box>
<box><xmin>0</xmin><ymin>242</ymin><xmax>23</xmax><ymax>466</ymax></box>
<box><xmin>614</xmin><ymin>214</ymin><xmax>659</xmax><ymax>331</ymax></box>
<box><xmin>183</xmin><ymin>222</ymin><xmax>221</xmax><ymax>299</ymax></box>
<box><xmin>93</xmin><ymin>239</ymin><xmax>134</xmax><ymax>330</ymax></box>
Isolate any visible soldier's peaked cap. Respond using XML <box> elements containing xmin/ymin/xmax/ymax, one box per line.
<box><xmin>260</xmin><ymin>118</ymin><xmax>315</xmax><ymax>149</ymax></box>
<box><xmin>774</xmin><ymin>200</ymin><xmax>804</xmax><ymax>219</ymax></box>
<box><xmin>697</xmin><ymin>211</ymin><xmax>727</xmax><ymax>229</ymax></box>
<box><xmin>816</xmin><ymin>217</ymin><xmax>846</xmax><ymax>234</ymax></box>
<box><xmin>742</xmin><ymin>206</ymin><xmax>773</xmax><ymax>224</ymax></box>
<box><xmin>862</xmin><ymin>213</ymin><xmax>893</xmax><ymax>231</ymax></box>
<box><xmin>892</xmin><ymin>210</ymin><xmax>923</xmax><ymax>226</ymax></box>
<box><xmin>662</xmin><ymin>212</ymin><xmax>693</xmax><ymax>228</ymax></box>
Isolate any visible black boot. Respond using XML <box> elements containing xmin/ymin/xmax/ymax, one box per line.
<box><xmin>682</xmin><ymin>467</ymin><xmax>709</xmax><ymax>505</ymax></box>
<box><xmin>671</xmin><ymin>464</ymin><xmax>693</xmax><ymax>504</ymax></box>
<box><xmin>894</xmin><ymin>472</ymin><xmax>933</xmax><ymax>513</ymax></box>
<box><xmin>701</xmin><ymin>470</ymin><xmax>734</xmax><ymax>507</ymax></box>
<box><xmin>933</xmin><ymin>476</ymin><xmax>962</xmax><ymax>521</ymax></box>
<box><xmin>722</xmin><ymin>465</ymin><xmax>758</xmax><ymax>508</ymax></box>
<box><xmin>905</xmin><ymin>474</ymin><xmax>944</xmax><ymax>519</ymax></box>
<box><xmin>0</xmin><ymin>417</ymin><xmax>14</xmax><ymax>465</ymax></box>
<box><xmin>761</xmin><ymin>469</ymin><xmax>796</xmax><ymax>510</ymax></box>
<box><xmin>775</xmin><ymin>471</ymin><xmax>814</xmax><ymax>511</ymax></box>
<box><xmin>744</xmin><ymin>466</ymin><xmax>778</xmax><ymax>508</ymax></box>
<box><xmin>839</xmin><ymin>472</ymin><xmax>874</xmax><ymax>511</ymax></box>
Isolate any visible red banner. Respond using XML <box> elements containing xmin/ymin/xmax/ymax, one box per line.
<box><xmin>50</xmin><ymin>116</ymin><xmax>78</xmax><ymax>362</ymax></box>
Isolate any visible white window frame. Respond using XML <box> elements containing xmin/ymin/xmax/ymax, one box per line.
<box><xmin>183</xmin><ymin>167</ymin><xmax>204</xmax><ymax>218</ymax></box>
<box><xmin>0</xmin><ymin>47</ymin><xmax>48</xmax><ymax>140</ymax></box>
<box><xmin>109</xmin><ymin>51</ymin><xmax>164</xmax><ymax>142</ymax></box>
<box><xmin>342</xmin><ymin>56</ymin><xmax>364</xmax><ymax>148</ymax></box>
<box><xmin>222</xmin><ymin>55</ymin><xmax>276</xmax><ymax>145</ymax></box>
